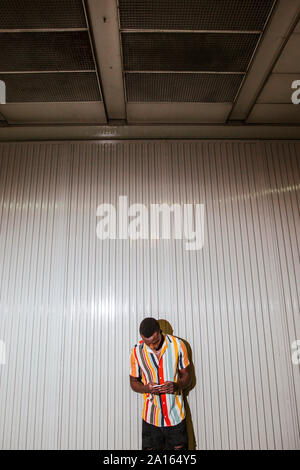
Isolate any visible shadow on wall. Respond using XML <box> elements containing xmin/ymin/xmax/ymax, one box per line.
<box><xmin>158</xmin><ymin>319</ymin><xmax>197</xmax><ymax>450</ymax></box>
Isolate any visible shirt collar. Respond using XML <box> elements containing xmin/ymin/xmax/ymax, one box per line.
<box><xmin>144</xmin><ymin>333</ymin><xmax>168</xmax><ymax>359</ymax></box>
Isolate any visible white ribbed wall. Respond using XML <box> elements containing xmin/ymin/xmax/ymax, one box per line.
<box><xmin>0</xmin><ymin>140</ymin><xmax>299</xmax><ymax>449</ymax></box>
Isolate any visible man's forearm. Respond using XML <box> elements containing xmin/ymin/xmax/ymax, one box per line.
<box><xmin>176</xmin><ymin>369</ymin><xmax>192</xmax><ymax>391</ymax></box>
<box><xmin>130</xmin><ymin>379</ymin><xmax>149</xmax><ymax>394</ymax></box>
<box><xmin>176</xmin><ymin>377</ymin><xmax>190</xmax><ymax>391</ymax></box>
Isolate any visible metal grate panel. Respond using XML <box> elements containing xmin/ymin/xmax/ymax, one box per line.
<box><xmin>119</xmin><ymin>0</ymin><xmax>275</xmax><ymax>31</ymax></box>
<box><xmin>0</xmin><ymin>32</ymin><xmax>95</xmax><ymax>72</ymax></box>
<box><xmin>0</xmin><ymin>0</ymin><xmax>87</xmax><ymax>29</ymax></box>
<box><xmin>125</xmin><ymin>72</ymin><xmax>243</xmax><ymax>102</ymax></box>
<box><xmin>122</xmin><ymin>33</ymin><xmax>259</xmax><ymax>72</ymax></box>
<box><xmin>0</xmin><ymin>72</ymin><xmax>101</xmax><ymax>102</ymax></box>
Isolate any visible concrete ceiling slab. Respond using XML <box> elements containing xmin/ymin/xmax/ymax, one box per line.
<box><xmin>0</xmin><ymin>102</ymin><xmax>107</xmax><ymax>124</ymax></box>
<box><xmin>247</xmin><ymin>103</ymin><xmax>300</xmax><ymax>123</ymax></box>
<box><xmin>126</xmin><ymin>103</ymin><xmax>232</xmax><ymax>124</ymax></box>
<box><xmin>257</xmin><ymin>74</ymin><xmax>300</xmax><ymax>103</ymax></box>
<box><xmin>273</xmin><ymin>33</ymin><xmax>300</xmax><ymax>73</ymax></box>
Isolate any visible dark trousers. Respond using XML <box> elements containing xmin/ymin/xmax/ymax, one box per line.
<box><xmin>142</xmin><ymin>418</ymin><xmax>188</xmax><ymax>450</ymax></box>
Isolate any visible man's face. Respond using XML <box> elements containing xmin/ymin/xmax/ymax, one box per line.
<box><xmin>141</xmin><ymin>329</ymin><xmax>162</xmax><ymax>351</ymax></box>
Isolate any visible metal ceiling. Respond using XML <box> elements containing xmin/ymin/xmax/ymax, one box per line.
<box><xmin>125</xmin><ymin>73</ymin><xmax>244</xmax><ymax>103</ymax></box>
<box><xmin>118</xmin><ymin>0</ymin><xmax>275</xmax><ymax>30</ymax></box>
<box><xmin>119</xmin><ymin>0</ymin><xmax>275</xmax><ymax>109</ymax></box>
<box><xmin>0</xmin><ymin>31</ymin><xmax>95</xmax><ymax>72</ymax></box>
<box><xmin>0</xmin><ymin>0</ymin><xmax>299</xmax><ymax>138</ymax></box>
<box><xmin>121</xmin><ymin>33</ymin><xmax>260</xmax><ymax>72</ymax></box>
<box><xmin>0</xmin><ymin>72</ymin><xmax>101</xmax><ymax>103</ymax></box>
<box><xmin>0</xmin><ymin>0</ymin><xmax>87</xmax><ymax>29</ymax></box>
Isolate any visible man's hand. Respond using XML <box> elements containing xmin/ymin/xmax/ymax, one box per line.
<box><xmin>130</xmin><ymin>364</ymin><xmax>191</xmax><ymax>395</ymax></box>
<box><xmin>130</xmin><ymin>377</ymin><xmax>163</xmax><ymax>395</ymax></box>
<box><xmin>157</xmin><ymin>381</ymin><xmax>179</xmax><ymax>394</ymax></box>
<box><xmin>147</xmin><ymin>382</ymin><xmax>163</xmax><ymax>395</ymax></box>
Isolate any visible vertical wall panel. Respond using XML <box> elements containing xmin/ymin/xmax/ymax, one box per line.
<box><xmin>0</xmin><ymin>140</ymin><xmax>299</xmax><ymax>449</ymax></box>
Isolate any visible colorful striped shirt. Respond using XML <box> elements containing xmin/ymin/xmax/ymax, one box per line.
<box><xmin>130</xmin><ymin>334</ymin><xmax>190</xmax><ymax>427</ymax></box>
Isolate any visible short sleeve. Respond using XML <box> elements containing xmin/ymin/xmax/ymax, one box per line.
<box><xmin>130</xmin><ymin>347</ymin><xmax>140</xmax><ymax>378</ymax></box>
<box><xmin>178</xmin><ymin>340</ymin><xmax>190</xmax><ymax>370</ymax></box>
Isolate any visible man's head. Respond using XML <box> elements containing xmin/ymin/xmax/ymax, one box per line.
<box><xmin>139</xmin><ymin>317</ymin><xmax>163</xmax><ymax>351</ymax></box>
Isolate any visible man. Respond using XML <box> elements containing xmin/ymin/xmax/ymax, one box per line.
<box><xmin>130</xmin><ymin>317</ymin><xmax>191</xmax><ymax>450</ymax></box>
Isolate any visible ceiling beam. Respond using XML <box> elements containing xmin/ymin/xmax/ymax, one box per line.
<box><xmin>0</xmin><ymin>28</ymin><xmax>88</xmax><ymax>32</ymax></box>
<box><xmin>120</xmin><ymin>29</ymin><xmax>262</xmax><ymax>34</ymax></box>
<box><xmin>85</xmin><ymin>0</ymin><xmax>126</xmax><ymax>120</ymax></box>
<box><xmin>0</xmin><ymin>113</ymin><xmax>7</xmax><ymax>124</ymax></box>
<box><xmin>0</xmin><ymin>124</ymin><xmax>299</xmax><ymax>141</ymax></box>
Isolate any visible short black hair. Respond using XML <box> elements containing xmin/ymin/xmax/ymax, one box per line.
<box><xmin>139</xmin><ymin>317</ymin><xmax>160</xmax><ymax>338</ymax></box>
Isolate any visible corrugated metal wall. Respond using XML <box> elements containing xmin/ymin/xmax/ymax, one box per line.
<box><xmin>0</xmin><ymin>140</ymin><xmax>299</xmax><ymax>450</ymax></box>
